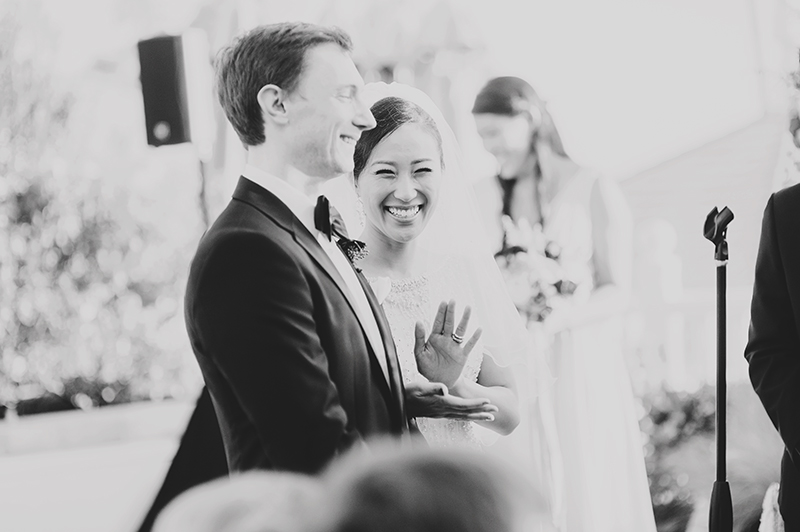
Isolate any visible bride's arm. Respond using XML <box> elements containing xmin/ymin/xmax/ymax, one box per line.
<box><xmin>450</xmin><ymin>354</ymin><xmax>520</xmax><ymax>435</ymax></box>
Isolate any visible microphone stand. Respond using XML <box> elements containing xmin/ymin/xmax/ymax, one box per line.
<box><xmin>703</xmin><ymin>206</ymin><xmax>734</xmax><ymax>532</ymax></box>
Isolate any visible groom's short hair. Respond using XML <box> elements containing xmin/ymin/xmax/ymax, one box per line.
<box><xmin>215</xmin><ymin>22</ymin><xmax>352</xmax><ymax>147</ymax></box>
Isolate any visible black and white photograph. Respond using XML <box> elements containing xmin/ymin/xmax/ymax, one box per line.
<box><xmin>0</xmin><ymin>0</ymin><xmax>797</xmax><ymax>531</ymax></box>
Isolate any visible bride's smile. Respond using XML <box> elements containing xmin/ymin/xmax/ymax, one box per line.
<box><xmin>356</xmin><ymin>121</ymin><xmax>443</xmax><ymax>244</ymax></box>
<box><xmin>385</xmin><ymin>204</ymin><xmax>423</xmax><ymax>221</ymax></box>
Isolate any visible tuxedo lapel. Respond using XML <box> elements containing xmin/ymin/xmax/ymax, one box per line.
<box><xmin>231</xmin><ymin>177</ymin><xmax>394</xmax><ymax>393</ymax></box>
<box><xmin>354</xmin><ymin>270</ymin><xmax>409</xmax><ymax>431</ymax></box>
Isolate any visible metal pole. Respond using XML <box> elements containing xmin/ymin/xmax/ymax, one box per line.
<box><xmin>716</xmin><ymin>258</ymin><xmax>726</xmax><ymax>482</ymax></box>
<box><xmin>704</xmin><ymin>207</ymin><xmax>733</xmax><ymax>532</ymax></box>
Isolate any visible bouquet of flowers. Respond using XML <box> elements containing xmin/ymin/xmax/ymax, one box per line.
<box><xmin>494</xmin><ymin>215</ymin><xmax>581</xmax><ymax>324</ymax></box>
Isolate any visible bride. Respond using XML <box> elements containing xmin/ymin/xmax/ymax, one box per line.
<box><xmin>323</xmin><ymin>83</ymin><xmax>560</xmax><ymax>529</ymax></box>
<box><xmin>322</xmin><ymin>83</ymin><xmax>531</xmax><ymax>449</ymax></box>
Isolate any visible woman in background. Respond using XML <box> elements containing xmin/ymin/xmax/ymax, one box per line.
<box><xmin>471</xmin><ymin>76</ymin><xmax>655</xmax><ymax>532</ymax></box>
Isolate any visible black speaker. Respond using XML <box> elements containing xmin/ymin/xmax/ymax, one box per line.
<box><xmin>137</xmin><ymin>35</ymin><xmax>191</xmax><ymax>147</ymax></box>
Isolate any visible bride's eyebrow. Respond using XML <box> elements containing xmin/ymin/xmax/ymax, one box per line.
<box><xmin>370</xmin><ymin>158</ymin><xmax>433</xmax><ymax>167</ymax></box>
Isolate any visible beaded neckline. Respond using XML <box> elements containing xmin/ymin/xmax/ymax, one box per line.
<box><xmin>366</xmin><ymin>274</ymin><xmax>428</xmax><ymax>291</ymax></box>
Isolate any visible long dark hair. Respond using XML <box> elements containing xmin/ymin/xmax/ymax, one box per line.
<box><xmin>353</xmin><ymin>96</ymin><xmax>443</xmax><ymax>179</ymax></box>
<box><xmin>471</xmin><ymin>76</ymin><xmax>566</xmax><ymax>157</ymax></box>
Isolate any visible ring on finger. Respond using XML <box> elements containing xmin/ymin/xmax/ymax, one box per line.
<box><xmin>451</xmin><ymin>332</ymin><xmax>464</xmax><ymax>344</ymax></box>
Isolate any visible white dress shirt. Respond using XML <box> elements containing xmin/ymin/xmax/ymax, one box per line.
<box><xmin>242</xmin><ymin>165</ymin><xmax>390</xmax><ymax>383</ymax></box>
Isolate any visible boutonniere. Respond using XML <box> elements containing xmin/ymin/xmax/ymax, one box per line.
<box><xmin>337</xmin><ymin>238</ymin><xmax>369</xmax><ymax>269</ymax></box>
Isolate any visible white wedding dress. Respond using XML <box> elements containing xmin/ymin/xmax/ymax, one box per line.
<box><xmin>368</xmin><ymin>265</ymin><xmax>485</xmax><ymax>449</ymax></box>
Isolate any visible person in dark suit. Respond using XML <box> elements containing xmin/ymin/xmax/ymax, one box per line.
<box><xmin>137</xmin><ymin>23</ymin><xmax>494</xmax><ymax>530</ymax></box>
<box><xmin>188</xmin><ymin>23</ymin><xmax>389</xmax><ymax>473</ymax></box>
<box><xmin>746</xmin><ymin>182</ymin><xmax>800</xmax><ymax>530</ymax></box>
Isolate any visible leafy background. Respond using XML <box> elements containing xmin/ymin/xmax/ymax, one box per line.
<box><xmin>0</xmin><ymin>0</ymin><xmax>207</xmax><ymax>413</ymax></box>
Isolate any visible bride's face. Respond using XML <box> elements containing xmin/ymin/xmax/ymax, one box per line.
<box><xmin>356</xmin><ymin>122</ymin><xmax>443</xmax><ymax>245</ymax></box>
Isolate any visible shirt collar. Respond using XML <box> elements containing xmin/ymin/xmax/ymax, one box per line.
<box><xmin>243</xmin><ymin>164</ymin><xmax>316</xmax><ymax>235</ymax></box>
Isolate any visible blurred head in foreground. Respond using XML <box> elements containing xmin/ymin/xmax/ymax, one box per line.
<box><xmin>152</xmin><ymin>471</ymin><xmax>322</xmax><ymax>532</ymax></box>
<box><xmin>319</xmin><ymin>439</ymin><xmax>551</xmax><ymax>532</ymax></box>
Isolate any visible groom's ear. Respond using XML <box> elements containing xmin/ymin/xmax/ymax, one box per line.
<box><xmin>257</xmin><ymin>84</ymin><xmax>289</xmax><ymax>125</ymax></box>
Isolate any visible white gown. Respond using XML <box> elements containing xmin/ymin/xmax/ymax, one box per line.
<box><xmin>368</xmin><ymin>267</ymin><xmax>485</xmax><ymax>449</ymax></box>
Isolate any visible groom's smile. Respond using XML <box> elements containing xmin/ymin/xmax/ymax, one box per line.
<box><xmin>340</xmin><ymin>134</ymin><xmax>357</xmax><ymax>146</ymax></box>
<box><xmin>282</xmin><ymin>43</ymin><xmax>375</xmax><ymax>178</ymax></box>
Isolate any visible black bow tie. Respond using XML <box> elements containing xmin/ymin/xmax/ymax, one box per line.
<box><xmin>314</xmin><ymin>195</ymin><xmax>368</xmax><ymax>264</ymax></box>
<box><xmin>314</xmin><ymin>195</ymin><xmax>348</xmax><ymax>240</ymax></box>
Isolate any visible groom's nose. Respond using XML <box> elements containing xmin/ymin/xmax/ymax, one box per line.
<box><xmin>353</xmin><ymin>96</ymin><xmax>376</xmax><ymax>131</ymax></box>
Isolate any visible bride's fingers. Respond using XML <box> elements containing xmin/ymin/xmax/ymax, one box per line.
<box><xmin>442</xmin><ymin>299</ymin><xmax>456</xmax><ymax>335</ymax></box>
<box><xmin>461</xmin><ymin>327</ymin><xmax>483</xmax><ymax>355</ymax></box>
<box><xmin>413</xmin><ymin>321</ymin><xmax>427</xmax><ymax>355</ymax></box>
<box><xmin>454</xmin><ymin>305</ymin><xmax>471</xmax><ymax>338</ymax></box>
<box><xmin>442</xmin><ymin>411</ymin><xmax>496</xmax><ymax>421</ymax></box>
<box><xmin>469</xmin><ymin>413</ymin><xmax>495</xmax><ymax>422</ymax></box>
<box><xmin>453</xmin><ymin>403</ymin><xmax>497</xmax><ymax>414</ymax></box>
<box><xmin>430</xmin><ymin>301</ymin><xmax>447</xmax><ymax>336</ymax></box>
<box><xmin>436</xmin><ymin>395</ymin><xmax>496</xmax><ymax>412</ymax></box>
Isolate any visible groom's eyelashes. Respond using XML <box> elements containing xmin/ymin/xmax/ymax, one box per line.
<box><xmin>336</xmin><ymin>86</ymin><xmax>357</xmax><ymax>99</ymax></box>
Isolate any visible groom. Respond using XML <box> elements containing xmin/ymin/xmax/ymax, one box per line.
<box><xmin>184</xmin><ymin>21</ymin><xmax>494</xmax><ymax>477</ymax></box>
<box><xmin>137</xmin><ymin>22</ymin><xmax>494</xmax><ymax>531</ymax></box>
<box><xmin>184</xmin><ymin>22</ymin><xmax>408</xmax><ymax>474</ymax></box>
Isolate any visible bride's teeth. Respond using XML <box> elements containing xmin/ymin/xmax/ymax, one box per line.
<box><xmin>387</xmin><ymin>206</ymin><xmax>421</xmax><ymax>219</ymax></box>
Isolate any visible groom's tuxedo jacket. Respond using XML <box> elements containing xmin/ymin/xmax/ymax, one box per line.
<box><xmin>185</xmin><ymin>176</ymin><xmax>408</xmax><ymax>474</ymax></box>
<box><xmin>746</xmin><ymin>182</ymin><xmax>800</xmax><ymax>527</ymax></box>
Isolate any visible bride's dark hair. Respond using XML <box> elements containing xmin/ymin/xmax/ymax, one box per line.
<box><xmin>353</xmin><ymin>96</ymin><xmax>444</xmax><ymax>179</ymax></box>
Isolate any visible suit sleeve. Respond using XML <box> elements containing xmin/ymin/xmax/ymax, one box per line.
<box><xmin>745</xmin><ymin>193</ymin><xmax>800</xmax><ymax>451</ymax></box>
<box><xmin>189</xmin><ymin>230</ymin><xmax>361</xmax><ymax>473</ymax></box>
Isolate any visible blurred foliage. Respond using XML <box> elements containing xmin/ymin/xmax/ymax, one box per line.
<box><xmin>641</xmin><ymin>384</ymin><xmax>716</xmax><ymax>452</ymax></box>
<box><xmin>0</xmin><ymin>0</ymin><xmax>205</xmax><ymax>412</ymax></box>
<box><xmin>639</xmin><ymin>385</ymin><xmax>716</xmax><ymax>532</ymax></box>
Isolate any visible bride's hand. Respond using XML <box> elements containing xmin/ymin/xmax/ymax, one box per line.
<box><xmin>404</xmin><ymin>381</ymin><xmax>497</xmax><ymax>420</ymax></box>
<box><xmin>413</xmin><ymin>300</ymin><xmax>482</xmax><ymax>389</ymax></box>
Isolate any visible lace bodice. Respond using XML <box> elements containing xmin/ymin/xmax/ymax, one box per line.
<box><xmin>369</xmin><ymin>273</ymin><xmax>484</xmax><ymax>449</ymax></box>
